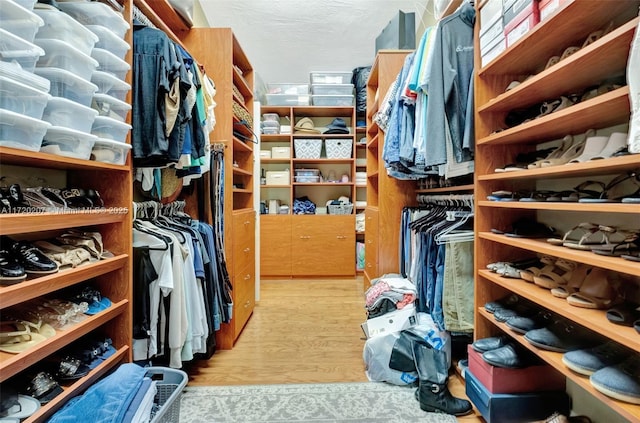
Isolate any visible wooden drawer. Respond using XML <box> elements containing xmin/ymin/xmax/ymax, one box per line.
<box><xmin>292</xmin><ymin>215</ymin><xmax>355</xmax><ymax>276</ymax></box>
<box><xmin>232</xmin><ymin>263</ymin><xmax>255</xmax><ymax>339</ymax></box>
<box><xmin>233</xmin><ymin>209</ymin><xmax>255</xmax><ymax>275</ymax></box>
<box><xmin>260</xmin><ymin>215</ymin><xmax>292</xmax><ymax>276</ymax></box>
<box><xmin>364</xmin><ymin>208</ymin><xmax>378</xmax><ymax>276</ymax></box>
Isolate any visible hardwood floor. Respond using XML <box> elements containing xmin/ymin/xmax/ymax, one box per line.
<box><xmin>184</xmin><ymin>277</ymin><xmax>484</xmax><ymax>422</ymax></box>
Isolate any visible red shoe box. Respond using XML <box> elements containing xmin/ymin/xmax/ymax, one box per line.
<box><xmin>504</xmin><ymin>0</ymin><xmax>540</xmax><ymax>47</ymax></box>
<box><xmin>467</xmin><ymin>345</ymin><xmax>565</xmax><ymax>394</ymax></box>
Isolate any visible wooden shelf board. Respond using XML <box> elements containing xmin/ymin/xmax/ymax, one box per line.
<box><xmin>24</xmin><ymin>346</ymin><xmax>129</xmax><ymax>423</ymax></box>
<box><xmin>478</xmin><ymin>232</ymin><xmax>640</xmax><ymax>276</ymax></box>
<box><xmin>0</xmin><ymin>254</ymin><xmax>128</xmax><ymax>309</ymax></box>
<box><xmin>292</xmin><ymin>106</ymin><xmax>354</xmax><ymax>118</ymax></box>
<box><xmin>477</xmin><ymin>87</ymin><xmax>630</xmax><ymax>146</ymax></box>
<box><xmin>232</xmin><ymin>166</ymin><xmax>252</xmax><ymax>176</ymax></box>
<box><xmin>367</xmin><ymin>133</ymin><xmax>379</xmax><ymax>149</ymax></box>
<box><xmin>478</xmin><ymin>200</ymin><xmax>639</xmax><ymax>213</ymax></box>
<box><xmin>292</xmin><ymin>182</ymin><xmax>353</xmax><ymax>187</ymax></box>
<box><xmin>261</xmin><ymin>184</ymin><xmax>291</xmax><ymax>188</ymax></box>
<box><xmin>415</xmin><ymin>184</ymin><xmax>474</xmax><ymax>193</ymax></box>
<box><xmin>260</xmin><ymin>158</ymin><xmax>291</xmax><ymax>164</ymax></box>
<box><xmin>0</xmin><ymin>147</ymin><xmax>130</xmax><ymax>171</ymax></box>
<box><xmin>260</xmin><ymin>134</ymin><xmax>291</xmax><ymax>142</ymax></box>
<box><xmin>0</xmin><ymin>210</ymin><xmax>128</xmax><ymax>235</ymax></box>
<box><xmin>368</xmin><ymin>171</ymin><xmax>380</xmax><ymax>179</ymax></box>
<box><xmin>292</xmin><ymin>159</ymin><xmax>353</xmax><ymax>164</ymax></box>
<box><xmin>0</xmin><ymin>300</ymin><xmax>128</xmax><ymax>382</ymax></box>
<box><xmin>232</xmin><ymin>188</ymin><xmax>252</xmax><ymax>193</ymax></box>
<box><xmin>367</xmin><ymin>123</ymin><xmax>379</xmax><ymax>138</ymax></box>
<box><xmin>233</xmin><ymin>66</ymin><xmax>252</xmax><ymax>99</ymax></box>
<box><xmin>479</xmin><ymin>308</ymin><xmax>640</xmax><ymax>422</ymax></box>
<box><xmin>233</xmin><ymin>136</ymin><xmax>255</xmax><ymax>153</ymax></box>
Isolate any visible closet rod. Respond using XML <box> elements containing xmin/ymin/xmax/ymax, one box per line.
<box><xmin>133</xmin><ymin>0</ymin><xmax>188</xmax><ymax>50</ymax></box>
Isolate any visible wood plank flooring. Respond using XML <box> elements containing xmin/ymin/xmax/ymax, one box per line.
<box><xmin>184</xmin><ymin>278</ymin><xmax>484</xmax><ymax>422</ymax></box>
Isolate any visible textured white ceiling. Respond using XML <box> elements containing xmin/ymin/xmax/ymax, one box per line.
<box><xmin>196</xmin><ymin>0</ymin><xmax>436</xmax><ymax>88</ymax></box>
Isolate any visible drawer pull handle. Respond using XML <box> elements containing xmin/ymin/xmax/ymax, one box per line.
<box><xmin>300</xmin><ymin>235</ymin><xmax>311</xmax><ymax>239</ymax></box>
<box><xmin>244</xmin><ymin>274</ymin><xmax>251</xmax><ymax>280</ymax></box>
<box><xmin>244</xmin><ymin>220</ymin><xmax>250</xmax><ymax>225</ymax></box>
<box><xmin>367</xmin><ymin>263</ymin><xmax>372</xmax><ymax>268</ymax></box>
<box><xmin>336</xmin><ymin>235</ymin><xmax>346</xmax><ymax>239</ymax></box>
<box><xmin>244</xmin><ymin>247</ymin><xmax>250</xmax><ymax>253</ymax></box>
<box><xmin>367</xmin><ymin>240</ymin><xmax>372</xmax><ymax>244</ymax></box>
<box><xmin>244</xmin><ymin>300</ymin><xmax>250</xmax><ymax>308</ymax></box>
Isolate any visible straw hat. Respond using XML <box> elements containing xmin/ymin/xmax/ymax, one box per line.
<box><xmin>294</xmin><ymin>117</ymin><xmax>320</xmax><ymax>134</ymax></box>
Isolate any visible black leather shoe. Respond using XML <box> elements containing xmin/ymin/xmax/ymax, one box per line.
<box><xmin>524</xmin><ymin>319</ymin><xmax>598</xmax><ymax>353</ymax></box>
<box><xmin>506</xmin><ymin>310</ymin><xmax>554</xmax><ymax>334</ymax></box>
<box><xmin>482</xmin><ymin>344</ymin><xmax>532</xmax><ymax>368</ymax></box>
<box><xmin>484</xmin><ymin>293</ymin><xmax>520</xmax><ymax>314</ymax></box>
<box><xmin>471</xmin><ymin>336</ymin><xmax>510</xmax><ymax>353</ymax></box>
<box><xmin>494</xmin><ymin>302</ymin><xmax>538</xmax><ymax>323</ymax></box>
<box><xmin>1</xmin><ymin>237</ymin><xmax>59</xmax><ymax>275</ymax></box>
<box><xmin>0</xmin><ymin>248</ymin><xmax>26</xmax><ymax>284</ymax></box>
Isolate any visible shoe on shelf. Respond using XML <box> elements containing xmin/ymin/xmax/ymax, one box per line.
<box><xmin>506</xmin><ymin>310</ymin><xmax>555</xmax><ymax>334</ymax></box>
<box><xmin>494</xmin><ymin>301</ymin><xmax>538</xmax><ymax>323</ymax></box>
<box><xmin>590</xmin><ymin>354</ymin><xmax>640</xmax><ymax>404</ymax></box>
<box><xmin>524</xmin><ymin>319</ymin><xmax>599</xmax><ymax>353</ymax></box>
<box><xmin>550</xmin><ymin>265</ymin><xmax>593</xmax><ymax>299</ymax></box>
<box><xmin>0</xmin><ymin>248</ymin><xmax>26</xmax><ymax>284</ymax></box>
<box><xmin>484</xmin><ymin>293</ymin><xmax>520</xmax><ymax>314</ymax></box>
<box><xmin>566</xmin><ymin>267</ymin><xmax>621</xmax><ymax>310</ymax></box>
<box><xmin>471</xmin><ymin>335</ymin><xmax>510</xmax><ymax>353</ymax></box>
<box><xmin>589</xmin><ymin>132</ymin><xmax>628</xmax><ymax>160</ymax></box>
<box><xmin>562</xmin><ymin>341</ymin><xmax>630</xmax><ymax>376</ymax></box>
<box><xmin>0</xmin><ymin>236</ymin><xmax>59</xmax><ymax>276</ymax></box>
<box><xmin>533</xmin><ymin>258</ymin><xmax>577</xmax><ymax>290</ymax></box>
<box><xmin>567</xmin><ymin>134</ymin><xmax>609</xmax><ymax>163</ymax></box>
<box><xmin>482</xmin><ymin>343</ymin><xmax>537</xmax><ymax>369</ymax></box>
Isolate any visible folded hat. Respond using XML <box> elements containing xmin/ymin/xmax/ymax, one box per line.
<box><xmin>324</xmin><ymin>117</ymin><xmax>349</xmax><ymax>134</ymax></box>
<box><xmin>294</xmin><ymin>117</ymin><xmax>320</xmax><ymax>134</ymax></box>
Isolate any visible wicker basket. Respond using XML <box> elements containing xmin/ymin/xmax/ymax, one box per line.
<box><xmin>328</xmin><ymin>203</ymin><xmax>353</xmax><ymax>215</ymax></box>
<box><xmin>325</xmin><ymin>138</ymin><xmax>352</xmax><ymax>159</ymax></box>
<box><xmin>232</xmin><ymin>100</ymin><xmax>253</xmax><ymax>127</ymax></box>
<box><xmin>294</xmin><ymin>138</ymin><xmax>322</xmax><ymax>159</ymax></box>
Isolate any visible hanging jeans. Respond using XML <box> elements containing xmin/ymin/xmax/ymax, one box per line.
<box><xmin>443</xmin><ymin>240</ymin><xmax>474</xmax><ymax>332</ymax></box>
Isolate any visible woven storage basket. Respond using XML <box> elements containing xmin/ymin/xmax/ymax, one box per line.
<box><xmin>232</xmin><ymin>100</ymin><xmax>253</xmax><ymax>127</ymax></box>
<box><xmin>232</xmin><ymin>84</ymin><xmax>245</xmax><ymax>103</ymax></box>
<box><xmin>294</xmin><ymin>138</ymin><xmax>322</xmax><ymax>159</ymax></box>
<box><xmin>328</xmin><ymin>203</ymin><xmax>353</xmax><ymax>214</ymax></box>
<box><xmin>325</xmin><ymin>138</ymin><xmax>352</xmax><ymax>159</ymax></box>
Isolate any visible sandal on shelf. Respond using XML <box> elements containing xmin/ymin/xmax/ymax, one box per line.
<box><xmin>58</xmin><ymin>230</ymin><xmax>113</xmax><ymax>260</ymax></box>
<box><xmin>566</xmin><ymin>268</ymin><xmax>620</xmax><ymax>310</ymax></box>
<box><xmin>0</xmin><ymin>321</ymin><xmax>47</xmax><ymax>354</ymax></box>
<box><xmin>547</xmin><ymin>222</ymin><xmax>601</xmax><ymax>246</ymax></box>
<box><xmin>622</xmin><ymin>252</ymin><xmax>640</xmax><ymax>262</ymax></box>
<box><xmin>23</xmin><ymin>371</ymin><xmax>63</xmax><ymax>405</ymax></box>
<box><xmin>581</xmin><ymin>21</ymin><xmax>614</xmax><ymax>48</ymax></box>
<box><xmin>561</xmin><ymin>180</ymin><xmax>607</xmax><ymax>202</ymax></box>
<box><xmin>560</xmin><ymin>45</ymin><xmax>581</xmax><ymax>61</ymax></box>
<box><xmin>520</xmin><ymin>255</ymin><xmax>556</xmax><ymax>283</ymax></box>
<box><xmin>519</xmin><ymin>190</ymin><xmax>558</xmax><ymax>202</ymax></box>
<box><xmin>528</xmin><ymin>138</ymin><xmax>571</xmax><ymax>169</ymax></box>
<box><xmin>537</xmin><ymin>96</ymin><xmax>576</xmax><ymax>119</ymax></box>
<box><xmin>606</xmin><ymin>302</ymin><xmax>640</xmax><ymax>327</ymax></box>
<box><xmin>540</xmin><ymin>138</ymin><xmax>586</xmax><ymax>167</ymax></box>
<box><xmin>579</xmin><ymin>171</ymin><xmax>640</xmax><ymax>203</ymax></box>
<box><xmin>533</xmin><ymin>258</ymin><xmax>577</xmax><ymax>290</ymax></box>
<box><xmin>563</xmin><ymin>224</ymin><xmax>623</xmax><ymax>251</ymax></box>
<box><xmin>592</xmin><ymin>232</ymin><xmax>640</xmax><ymax>257</ymax></box>
<box><xmin>55</xmin><ymin>355</ymin><xmax>91</xmax><ymax>381</ymax></box>
<box><xmin>505</xmin><ymin>218</ymin><xmax>557</xmax><ymax>239</ymax></box>
<box><xmin>551</xmin><ymin>265</ymin><xmax>593</xmax><ymax>299</ymax></box>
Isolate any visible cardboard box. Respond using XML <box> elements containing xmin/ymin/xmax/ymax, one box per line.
<box><xmin>465</xmin><ymin>370</ymin><xmax>571</xmax><ymax>423</ymax></box>
<box><xmin>539</xmin><ymin>0</ymin><xmax>568</xmax><ymax>21</ymax></box>
<box><xmin>272</xmin><ymin>146</ymin><xmax>291</xmax><ymax>159</ymax></box>
<box><xmin>479</xmin><ymin>0</ymin><xmax>503</xmax><ymax>37</ymax></box>
<box><xmin>480</xmin><ymin>18</ymin><xmax>504</xmax><ymax>54</ymax></box>
<box><xmin>503</xmin><ymin>0</ymin><xmax>536</xmax><ymax>27</ymax></box>
<box><xmin>505</xmin><ymin>9</ymin><xmax>540</xmax><ymax>47</ymax></box>
<box><xmin>361</xmin><ymin>306</ymin><xmax>417</xmax><ymax>339</ymax></box>
<box><xmin>260</xmin><ymin>150</ymin><xmax>271</xmax><ymax>159</ymax></box>
<box><xmin>481</xmin><ymin>36</ymin><xmax>507</xmax><ymax>67</ymax></box>
<box><xmin>467</xmin><ymin>346</ymin><xmax>565</xmax><ymax>394</ymax></box>
<box><xmin>265</xmin><ymin>170</ymin><xmax>289</xmax><ymax>185</ymax></box>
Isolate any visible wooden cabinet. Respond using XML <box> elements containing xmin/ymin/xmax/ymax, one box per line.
<box><xmin>364</xmin><ymin>50</ymin><xmax>417</xmax><ymax>289</ymax></box>
<box><xmin>364</xmin><ymin>208</ymin><xmax>379</xmax><ymax>275</ymax></box>
<box><xmin>182</xmin><ymin>28</ymin><xmax>256</xmax><ymax>349</ymax></box>
<box><xmin>474</xmin><ymin>1</ymin><xmax>640</xmax><ymax>420</ymax></box>
<box><xmin>260</xmin><ymin>214</ymin><xmax>292</xmax><ymax>276</ymax></box>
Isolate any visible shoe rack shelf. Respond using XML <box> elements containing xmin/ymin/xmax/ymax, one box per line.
<box><xmin>474</xmin><ymin>0</ymin><xmax>640</xmax><ymax>420</ymax></box>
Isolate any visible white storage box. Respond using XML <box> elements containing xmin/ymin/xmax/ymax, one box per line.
<box><xmin>265</xmin><ymin>170</ymin><xmax>290</xmax><ymax>185</ymax></box>
<box><xmin>91</xmin><ymin>48</ymin><xmax>130</xmax><ymax>80</ymax></box>
<box><xmin>294</xmin><ymin>138</ymin><xmax>322</xmax><ymax>159</ymax></box>
<box><xmin>91</xmin><ymin>70</ymin><xmax>130</xmax><ymax>101</ymax></box>
<box><xmin>42</xmin><ymin>96</ymin><xmax>98</xmax><ymax>133</ymax></box>
<box><xmin>267</xmin><ymin>83</ymin><xmax>309</xmax><ymax>95</ymax></box>
<box><xmin>266</xmin><ymin>94</ymin><xmax>310</xmax><ymax>106</ymax></box>
<box><xmin>0</xmin><ymin>74</ymin><xmax>50</xmax><ymax>119</ymax></box>
<box><xmin>479</xmin><ymin>0</ymin><xmax>502</xmax><ymax>36</ymax></box>
<box><xmin>57</xmin><ymin>1</ymin><xmax>130</xmax><ymax>39</ymax></box>
<box><xmin>271</xmin><ymin>146</ymin><xmax>290</xmax><ymax>159</ymax></box>
<box><xmin>91</xmin><ymin>115</ymin><xmax>131</xmax><ymax>142</ymax></box>
<box><xmin>259</xmin><ymin>150</ymin><xmax>271</xmax><ymax>159</ymax></box>
<box><xmin>35</xmin><ymin>39</ymin><xmax>99</xmax><ymax>81</ymax></box>
<box><xmin>91</xmin><ymin>93</ymin><xmax>131</xmax><ymax>122</ymax></box>
<box><xmin>0</xmin><ymin>0</ymin><xmax>44</xmax><ymax>43</ymax></box>
<box><xmin>86</xmin><ymin>25</ymin><xmax>130</xmax><ymax>60</ymax></box>
<box><xmin>0</xmin><ymin>27</ymin><xmax>44</xmax><ymax>72</ymax></box>
<box><xmin>0</xmin><ymin>60</ymin><xmax>49</xmax><ymax>92</ymax></box>
<box><xmin>311</xmin><ymin>95</ymin><xmax>354</xmax><ymax>106</ymax></box>
<box><xmin>0</xmin><ymin>108</ymin><xmax>50</xmax><ymax>151</ymax></box>
<box><xmin>310</xmin><ymin>71</ymin><xmax>352</xmax><ymax>85</ymax></box>
<box><xmin>311</xmin><ymin>84</ymin><xmax>354</xmax><ymax>96</ymax></box>
<box><xmin>34</xmin><ymin>7</ymin><xmax>98</xmax><ymax>55</ymax></box>
<box><xmin>90</xmin><ymin>137</ymin><xmax>131</xmax><ymax>165</ymax></box>
<box><xmin>34</xmin><ymin>67</ymin><xmax>98</xmax><ymax>107</ymax></box>
<box><xmin>40</xmin><ymin>125</ymin><xmax>97</xmax><ymax>159</ymax></box>
<box><xmin>325</xmin><ymin>138</ymin><xmax>352</xmax><ymax>159</ymax></box>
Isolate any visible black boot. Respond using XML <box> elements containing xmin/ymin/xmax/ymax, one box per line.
<box><xmin>412</xmin><ymin>341</ymin><xmax>472</xmax><ymax>416</ymax></box>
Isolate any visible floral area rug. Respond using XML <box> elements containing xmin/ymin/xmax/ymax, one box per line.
<box><xmin>178</xmin><ymin>382</ymin><xmax>458</xmax><ymax>423</ymax></box>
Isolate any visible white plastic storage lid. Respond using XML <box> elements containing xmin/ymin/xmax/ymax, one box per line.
<box><xmin>42</xmin><ymin>96</ymin><xmax>98</xmax><ymax>133</ymax></box>
<box><xmin>56</xmin><ymin>1</ymin><xmax>130</xmax><ymax>39</ymax></box>
<box><xmin>0</xmin><ymin>107</ymin><xmax>51</xmax><ymax>151</ymax></box>
<box><xmin>34</xmin><ymin>67</ymin><xmax>99</xmax><ymax>107</ymax></box>
<box><xmin>0</xmin><ymin>27</ymin><xmax>45</xmax><ymax>73</ymax></box>
<box><xmin>41</xmin><ymin>125</ymin><xmax>98</xmax><ymax>160</ymax></box>
<box><xmin>91</xmin><ymin>48</ymin><xmax>130</xmax><ymax>80</ymax></box>
<box><xmin>91</xmin><ymin>115</ymin><xmax>131</xmax><ymax>142</ymax></box>
<box><xmin>0</xmin><ymin>73</ymin><xmax>51</xmax><ymax>119</ymax></box>
<box><xmin>33</xmin><ymin>6</ymin><xmax>98</xmax><ymax>56</ymax></box>
<box><xmin>0</xmin><ymin>0</ymin><xmax>44</xmax><ymax>43</ymax></box>
<box><xmin>35</xmin><ymin>38</ymin><xmax>99</xmax><ymax>81</ymax></box>
<box><xmin>0</xmin><ymin>60</ymin><xmax>50</xmax><ymax>92</ymax></box>
<box><xmin>92</xmin><ymin>93</ymin><xmax>131</xmax><ymax>122</ymax></box>
<box><xmin>91</xmin><ymin>70</ymin><xmax>130</xmax><ymax>100</ymax></box>
<box><xmin>91</xmin><ymin>137</ymin><xmax>132</xmax><ymax>165</ymax></box>
<box><xmin>86</xmin><ymin>25</ymin><xmax>129</xmax><ymax>60</ymax></box>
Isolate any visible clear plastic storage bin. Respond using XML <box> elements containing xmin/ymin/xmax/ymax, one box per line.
<box><xmin>0</xmin><ymin>60</ymin><xmax>49</xmax><ymax>92</ymax></box>
<box><xmin>91</xmin><ymin>48</ymin><xmax>130</xmax><ymax>80</ymax></box>
<box><xmin>33</xmin><ymin>7</ymin><xmax>98</xmax><ymax>55</ymax></box>
<box><xmin>91</xmin><ymin>93</ymin><xmax>131</xmax><ymax>122</ymax></box>
<box><xmin>0</xmin><ymin>108</ymin><xmax>50</xmax><ymax>151</ymax></box>
<box><xmin>0</xmin><ymin>74</ymin><xmax>50</xmax><ymax>119</ymax></box>
<box><xmin>267</xmin><ymin>83</ymin><xmax>309</xmax><ymax>95</ymax></box>
<box><xmin>91</xmin><ymin>115</ymin><xmax>131</xmax><ymax>142</ymax></box>
<box><xmin>42</xmin><ymin>96</ymin><xmax>98</xmax><ymax>133</ymax></box>
<box><xmin>90</xmin><ymin>137</ymin><xmax>131</xmax><ymax>165</ymax></box>
<box><xmin>91</xmin><ymin>70</ymin><xmax>130</xmax><ymax>101</ymax></box>
<box><xmin>57</xmin><ymin>1</ymin><xmax>130</xmax><ymax>39</ymax></box>
<box><xmin>40</xmin><ymin>125</ymin><xmax>97</xmax><ymax>159</ymax></box>
<box><xmin>311</xmin><ymin>95</ymin><xmax>354</xmax><ymax>106</ymax></box>
<box><xmin>266</xmin><ymin>94</ymin><xmax>310</xmax><ymax>106</ymax></box>
<box><xmin>311</xmin><ymin>84</ymin><xmax>354</xmax><ymax>95</ymax></box>
<box><xmin>86</xmin><ymin>24</ymin><xmax>130</xmax><ymax>60</ymax></box>
<box><xmin>35</xmin><ymin>67</ymin><xmax>98</xmax><ymax>107</ymax></box>
<box><xmin>0</xmin><ymin>0</ymin><xmax>44</xmax><ymax>43</ymax></box>
<box><xmin>35</xmin><ymin>39</ymin><xmax>99</xmax><ymax>81</ymax></box>
<box><xmin>310</xmin><ymin>71</ymin><xmax>352</xmax><ymax>85</ymax></box>
<box><xmin>0</xmin><ymin>27</ymin><xmax>45</xmax><ymax>72</ymax></box>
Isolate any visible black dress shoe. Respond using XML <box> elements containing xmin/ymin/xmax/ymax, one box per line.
<box><xmin>506</xmin><ymin>310</ymin><xmax>554</xmax><ymax>334</ymax></box>
<box><xmin>0</xmin><ymin>248</ymin><xmax>26</xmax><ymax>284</ymax></box>
<box><xmin>482</xmin><ymin>344</ymin><xmax>531</xmax><ymax>368</ymax></box>
<box><xmin>471</xmin><ymin>336</ymin><xmax>510</xmax><ymax>353</ymax></box>
<box><xmin>484</xmin><ymin>293</ymin><xmax>519</xmax><ymax>314</ymax></box>
<box><xmin>1</xmin><ymin>237</ymin><xmax>59</xmax><ymax>275</ymax></box>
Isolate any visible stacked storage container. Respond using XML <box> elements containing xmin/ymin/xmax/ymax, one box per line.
<box><xmin>309</xmin><ymin>71</ymin><xmax>354</xmax><ymax>106</ymax></box>
<box><xmin>0</xmin><ymin>0</ymin><xmax>52</xmax><ymax>151</ymax></box>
